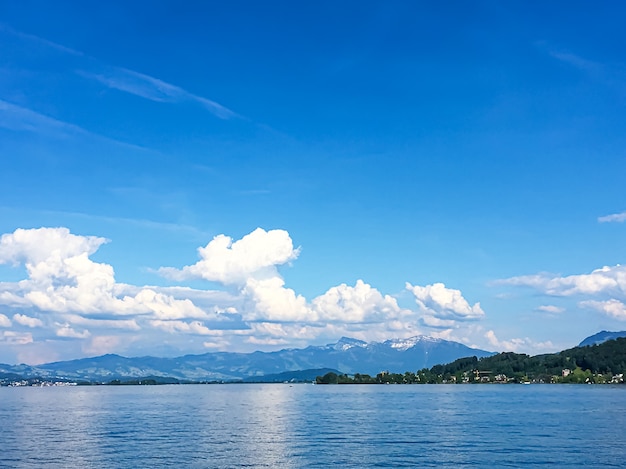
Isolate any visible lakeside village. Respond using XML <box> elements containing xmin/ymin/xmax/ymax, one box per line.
<box><xmin>5</xmin><ymin>379</ymin><xmax>78</xmax><ymax>387</ymax></box>
<box><xmin>315</xmin><ymin>368</ymin><xmax>625</xmax><ymax>385</ymax></box>
<box><xmin>2</xmin><ymin>369</ymin><xmax>624</xmax><ymax>387</ymax></box>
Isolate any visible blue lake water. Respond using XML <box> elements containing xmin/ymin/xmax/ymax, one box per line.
<box><xmin>1</xmin><ymin>384</ymin><xmax>624</xmax><ymax>468</ymax></box>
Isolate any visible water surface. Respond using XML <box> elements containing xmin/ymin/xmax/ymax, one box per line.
<box><xmin>1</xmin><ymin>384</ymin><xmax>624</xmax><ymax>468</ymax></box>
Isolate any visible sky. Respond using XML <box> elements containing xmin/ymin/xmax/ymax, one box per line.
<box><xmin>1</xmin><ymin>1</ymin><xmax>626</xmax><ymax>365</ymax></box>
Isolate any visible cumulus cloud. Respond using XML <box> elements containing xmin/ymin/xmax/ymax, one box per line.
<box><xmin>406</xmin><ymin>282</ymin><xmax>485</xmax><ymax>322</ymax></box>
<box><xmin>499</xmin><ymin>265</ymin><xmax>626</xmax><ymax>296</ymax></box>
<box><xmin>159</xmin><ymin>228</ymin><xmax>316</xmax><ymax>323</ymax></box>
<box><xmin>56</xmin><ymin>324</ymin><xmax>91</xmax><ymax>339</ymax></box>
<box><xmin>598</xmin><ymin>211</ymin><xmax>626</xmax><ymax>223</ymax></box>
<box><xmin>160</xmin><ymin>229</ymin><xmax>412</xmax><ymax>326</ymax></box>
<box><xmin>0</xmin><ymin>313</ymin><xmax>11</xmax><ymax>327</ymax></box>
<box><xmin>242</xmin><ymin>277</ymin><xmax>311</xmax><ymax>322</ymax></box>
<box><xmin>580</xmin><ymin>299</ymin><xmax>626</xmax><ymax>320</ymax></box>
<box><xmin>13</xmin><ymin>313</ymin><xmax>43</xmax><ymax>327</ymax></box>
<box><xmin>150</xmin><ymin>320</ymin><xmax>220</xmax><ymax>336</ymax></box>
<box><xmin>0</xmin><ymin>226</ymin><xmax>493</xmax><ymax>360</ymax></box>
<box><xmin>159</xmin><ymin>228</ymin><xmax>299</xmax><ymax>285</ymax></box>
<box><xmin>312</xmin><ymin>280</ymin><xmax>406</xmax><ymax>323</ymax></box>
<box><xmin>0</xmin><ymin>226</ymin><xmax>106</xmax><ymax>265</ymax></box>
<box><xmin>0</xmin><ymin>227</ymin><xmax>209</xmax><ymax>319</ymax></box>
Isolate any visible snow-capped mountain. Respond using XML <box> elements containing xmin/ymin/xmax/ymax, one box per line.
<box><xmin>0</xmin><ymin>336</ymin><xmax>493</xmax><ymax>382</ymax></box>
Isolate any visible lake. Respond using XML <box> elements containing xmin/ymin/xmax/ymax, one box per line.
<box><xmin>1</xmin><ymin>384</ymin><xmax>624</xmax><ymax>468</ymax></box>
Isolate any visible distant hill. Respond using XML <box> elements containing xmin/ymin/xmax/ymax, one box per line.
<box><xmin>0</xmin><ymin>336</ymin><xmax>493</xmax><ymax>382</ymax></box>
<box><xmin>242</xmin><ymin>368</ymin><xmax>340</xmax><ymax>383</ymax></box>
<box><xmin>425</xmin><ymin>337</ymin><xmax>626</xmax><ymax>383</ymax></box>
<box><xmin>579</xmin><ymin>330</ymin><xmax>626</xmax><ymax>347</ymax></box>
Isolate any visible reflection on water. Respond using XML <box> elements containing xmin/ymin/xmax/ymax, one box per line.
<box><xmin>1</xmin><ymin>384</ymin><xmax>625</xmax><ymax>468</ymax></box>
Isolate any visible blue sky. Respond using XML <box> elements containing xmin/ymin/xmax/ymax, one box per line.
<box><xmin>1</xmin><ymin>1</ymin><xmax>625</xmax><ymax>364</ymax></box>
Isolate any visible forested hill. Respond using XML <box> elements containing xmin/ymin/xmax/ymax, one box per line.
<box><xmin>428</xmin><ymin>337</ymin><xmax>626</xmax><ymax>383</ymax></box>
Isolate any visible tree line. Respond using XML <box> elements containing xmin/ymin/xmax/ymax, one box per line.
<box><xmin>316</xmin><ymin>337</ymin><xmax>626</xmax><ymax>384</ymax></box>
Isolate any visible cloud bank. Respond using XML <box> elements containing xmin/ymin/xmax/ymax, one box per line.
<box><xmin>4</xmin><ymin>225</ymin><xmax>603</xmax><ymax>363</ymax></box>
<box><xmin>499</xmin><ymin>264</ymin><xmax>626</xmax><ymax>322</ymax></box>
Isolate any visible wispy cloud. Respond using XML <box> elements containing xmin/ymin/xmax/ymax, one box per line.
<box><xmin>0</xmin><ymin>99</ymin><xmax>84</xmax><ymax>136</ymax></box>
<box><xmin>547</xmin><ymin>50</ymin><xmax>601</xmax><ymax>73</ymax></box>
<box><xmin>598</xmin><ymin>211</ymin><xmax>626</xmax><ymax>223</ymax></box>
<box><xmin>78</xmin><ymin>68</ymin><xmax>240</xmax><ymax>120</ymax></box>
<box><xmin>0</xmin><ymin>22</ymin><xmax>83</xmax><ymax>56</ymax></box>
<box><xmin>2</xmin><ymin>24</ymin><xmax>241</xmax><ymax>121</ymax></box>
<box><xmin>40</xmin><ymin>208</ymin><xmax>211</xmax><ymax>238</ymax></box>
<box><xmin>539</xmin><ymin>42</ymin><xmax>626</xmax><ymax>94</ymax></box>
<box><xmin>0</xmin><ymin>99</ymin><xmax>148</xmax><ymax>151</ymax></box>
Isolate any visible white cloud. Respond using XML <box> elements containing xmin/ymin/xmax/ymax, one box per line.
<box><xmin>0</xmin><ymin>313</ymin><xmax>12</xmax><ymax>327</ymax></box>
<box><xmin>202</xmin><ymin>339</ymin><xmax>230</xmax><ymax>349</ymax></box>
<box><xmin>61</xmin><ymin>314</ymin><xmax>140</xmax><ymax>331</ymax></box>
<box><xmin>0</xmin><ymin>226</ymin><xmax>511</xmax><ymax>359</ymax></box>
<box><xmin>56</xmin><ymin>324</ymin><xmax>91</xmax><ymax>339</ymax></box>
<box><xmin>159</xmin><ymin>228</ymin><xmax>316</xmax><ymax>323</ymax></box>
<box><xmin>580</xmin><ymin>299</ymin><xmax>626</xmax><ymax>320</ymax></box>
<box><xmin>0</xmin><ymin>227</ymin><xmax>209</xmax><ymax>320</ymax></box>
<box><xmin>485</xmin><ymin>330</ymin><xmax>555</xmax><ymax>354</ymax></box>
<box><xmin>245</xmin><ymin>336</ymin><xmax>289</xmax><ymax>346</ymax></box>
<box><xmin>242</xmin><ymin>276</ymin><xmax>311</xmax><ymax>322</ymax></box>
<box><xmin>312</xmin><ymin>280</ymin><xmax>406</xmax><ymax>323</ymax></box>
<box><xmin>499</xmin><ymin>265</ymin><xmax>626</xmax><ymax>296</ymax></box>
<box><xmin>536</xmin><ymin>305</ymin><xmax>564</xmax><ymax>314</ymax></box>
<box><xmin>133</xmin><ymin>289</ymin><xmax>209</xmax><ymax>320</ymax></box>
<box><xmin>160</xmin><ymin>228</ymin><xmax>299</xmax><ymax>285</ymax></box>
<box><xmin>0</xmin><ymin>226</ymin><xmax>107</xmax><ymax>265</ymax></box>
<box><xmin>150</xmin><ymin>320</ymin><xmax>220</xmax><ymax>336</ymax></box>
<box><xmin>598</xmin><ymin>211</ymin><xmax>626</xmax><ymax>223</ymax></box>
<box><xmin>13</xmin><ymin>313</ymin><xmax>43</xmax><ymax>327</ymax></box>
<box><xmin>1</xmin><ymin>331</ymin><xmax>33</xmax><ymax>345</ymax></box>
<box><xmin>160</xmin><ymin>229</ymin><xmax>413</xmax><ymax>326</ymax></box>
<box><xmin>420</xmin><ymin>315</ymin><xmax>457</xmax><ymax>329</ymax></box>
<box><xmin>406</xmin><ymin>282</ymin><xmax>485</xmax><ymax>322</ymax></box>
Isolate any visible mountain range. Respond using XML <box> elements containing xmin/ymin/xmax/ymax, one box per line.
<box><xmin>0</xmin><ymin>335</ymin><xmax>493</xmax><ymax>382</ymax></box>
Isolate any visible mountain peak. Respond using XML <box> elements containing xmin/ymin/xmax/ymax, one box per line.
<box><xmin>384</xmin><ymin>336</ymin><xmax>442</xmax><ymax>351</ymax></box>
<box><xmin>333</xmin><ymin>337</ymin><xmax>368</xmax><ymax>351</ymax></box>
<box><xmin>579</xmin><ymin>330</ymin><xmax>626</xmax><ymax>347</ymax></box>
